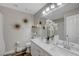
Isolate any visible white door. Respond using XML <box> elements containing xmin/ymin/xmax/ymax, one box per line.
<box><xmin>65</xmin><ymin>14</ymin><xmax>79</xmax><ymax>43</ymax></box>
<box><xmin>0</xmin><ymin>13</ymin><xmax>5</xmax><ymax>55</ymax></box>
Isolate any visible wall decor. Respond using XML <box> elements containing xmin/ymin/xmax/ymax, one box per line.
<box><xmin>43</xmin><ymin>26</ymin><xmax>45</xmax><ymax>30</ymax></box>
<box><xmin>23</xmin><ymin>18</ymin><xmax>28</xmax><ymax>23</ymax></box>
<box><xmin>39</xmin><ymin>21</ymin><xmax>42</xmax><ymax>25</ymax></box>
<box><xmin>14</xmin><ymin>24</ymin><xmax>20</xmax><ymax>29</ymax></box>
<box><xmin>32</xmin><ymin>25</ymin><xmax>37</xmax><ymax>28</ymax></box>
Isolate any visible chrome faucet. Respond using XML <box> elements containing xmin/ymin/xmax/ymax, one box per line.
<box><xmin>64</xmin><ymin>35</ymin><xmax>70</xmax><ymax>49</ymax></box>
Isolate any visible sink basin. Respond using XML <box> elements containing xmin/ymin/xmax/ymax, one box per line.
<box><xmin>56</xmin><ymin>43</ymin><xmax>79</xmax><ymax>56</ymax></box>
<box><xmin>49</xmin><ymin>44</ymin><xmax>79</xmax><ymax>56</ymax></box>
<box><xmin>69</xmin><ymin>46</ymin><xmax>79</xmax><ymax>55</ymax></box>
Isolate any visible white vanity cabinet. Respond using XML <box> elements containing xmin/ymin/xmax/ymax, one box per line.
<box><xmin>31</xmin><ymin>39</ymin><xmax>79</xmax><ymax>56</ymax></box>
<box><xmin>31</xmin><ymin>41</ymin><xmax>51</xmax><ymax>56</ymax></box>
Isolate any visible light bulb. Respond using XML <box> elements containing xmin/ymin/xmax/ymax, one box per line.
<box><xmin>42</xmin><ymin>11</ymin><xmax>45</xmax><ymax>14</ymax></box>
<box><xmin>51</xmin><ymin>4</ymin><xmax>55</xmax><ymax>9</ymax></box>
<box><xmin>46</xmin><ymin>7</ymin><xmax>50</xmax><ymax>12</ymax></box>
<box><xmin>42</xmin><ymin>10</ymin><xmax>47</xmax><ymax>15</ymax></box>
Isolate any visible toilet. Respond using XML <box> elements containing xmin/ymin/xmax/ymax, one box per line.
<box><xmin>0</xmin><ymin>12</ymin><xmax>5</xmax><ymax>56</ymax></box>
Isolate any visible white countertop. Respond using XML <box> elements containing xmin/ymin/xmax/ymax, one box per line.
<box><xmin>31</xmin><ymin>38</ymin><xmax>79</xmax><ymax>56</ymax></box>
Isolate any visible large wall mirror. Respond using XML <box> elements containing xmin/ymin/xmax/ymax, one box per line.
<box><xmin>65</xmin><ymin>14</ymin><xmax>79</xmax><ymax>44</ymax></box>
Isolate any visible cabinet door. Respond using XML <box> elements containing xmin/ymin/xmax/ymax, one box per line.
<box><xmin>31</xmin><ymin>42</ymin><xmax>40</xmax><ymax>56</ymax></box>
<box><xmin>31</xmin><ymin>42</ymin><xmax>51</xmax><ymax>56</ymax></box>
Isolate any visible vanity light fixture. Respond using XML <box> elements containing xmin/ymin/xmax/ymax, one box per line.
<box><xmin>42</xmin><ymin>10</ymin><xmax>46</xmax><ymax>15</ymax></box>
<box><xmin>50</xmin><ymin>4</ymin><xmax>55</xmax><ymax>9</ymax></box>
<box><xmin>42</xmin><ymin>3</ymin><xmax>63</xmax><ymax>16</ymax></box>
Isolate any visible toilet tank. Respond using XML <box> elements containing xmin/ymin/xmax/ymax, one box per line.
<box><xmin>0</xmin><ymin>13</ymin><xmax>5</xmax><ymax>56</ymax></box>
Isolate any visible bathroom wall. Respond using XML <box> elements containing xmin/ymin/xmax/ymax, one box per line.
<box><xmin>0</xmin><ymin>6</ymin><xmax>34</xmax><ymax>52</ymax></box>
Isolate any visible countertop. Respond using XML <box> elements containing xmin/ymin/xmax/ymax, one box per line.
<box><xmin>31</xmin><ymin>38</ymin><xmax>79</xmax><ymax>56</ymax></box>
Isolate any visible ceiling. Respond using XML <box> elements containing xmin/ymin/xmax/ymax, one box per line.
<box><xmin>0</xmin><ymin>3</ymin><xmax>46</xmax><ymax>15</ymax></box>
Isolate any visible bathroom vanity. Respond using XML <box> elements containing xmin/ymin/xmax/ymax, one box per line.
<box><xmin>31</xmin><ymin>38</ymin><xmax>79</xmax><ymax>56</ymax></box>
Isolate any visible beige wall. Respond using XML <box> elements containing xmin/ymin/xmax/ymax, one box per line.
<box><xmin>0</xmin><ymin>6</ymin><xmax>34</xmax><ymax>52</ymax></box>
